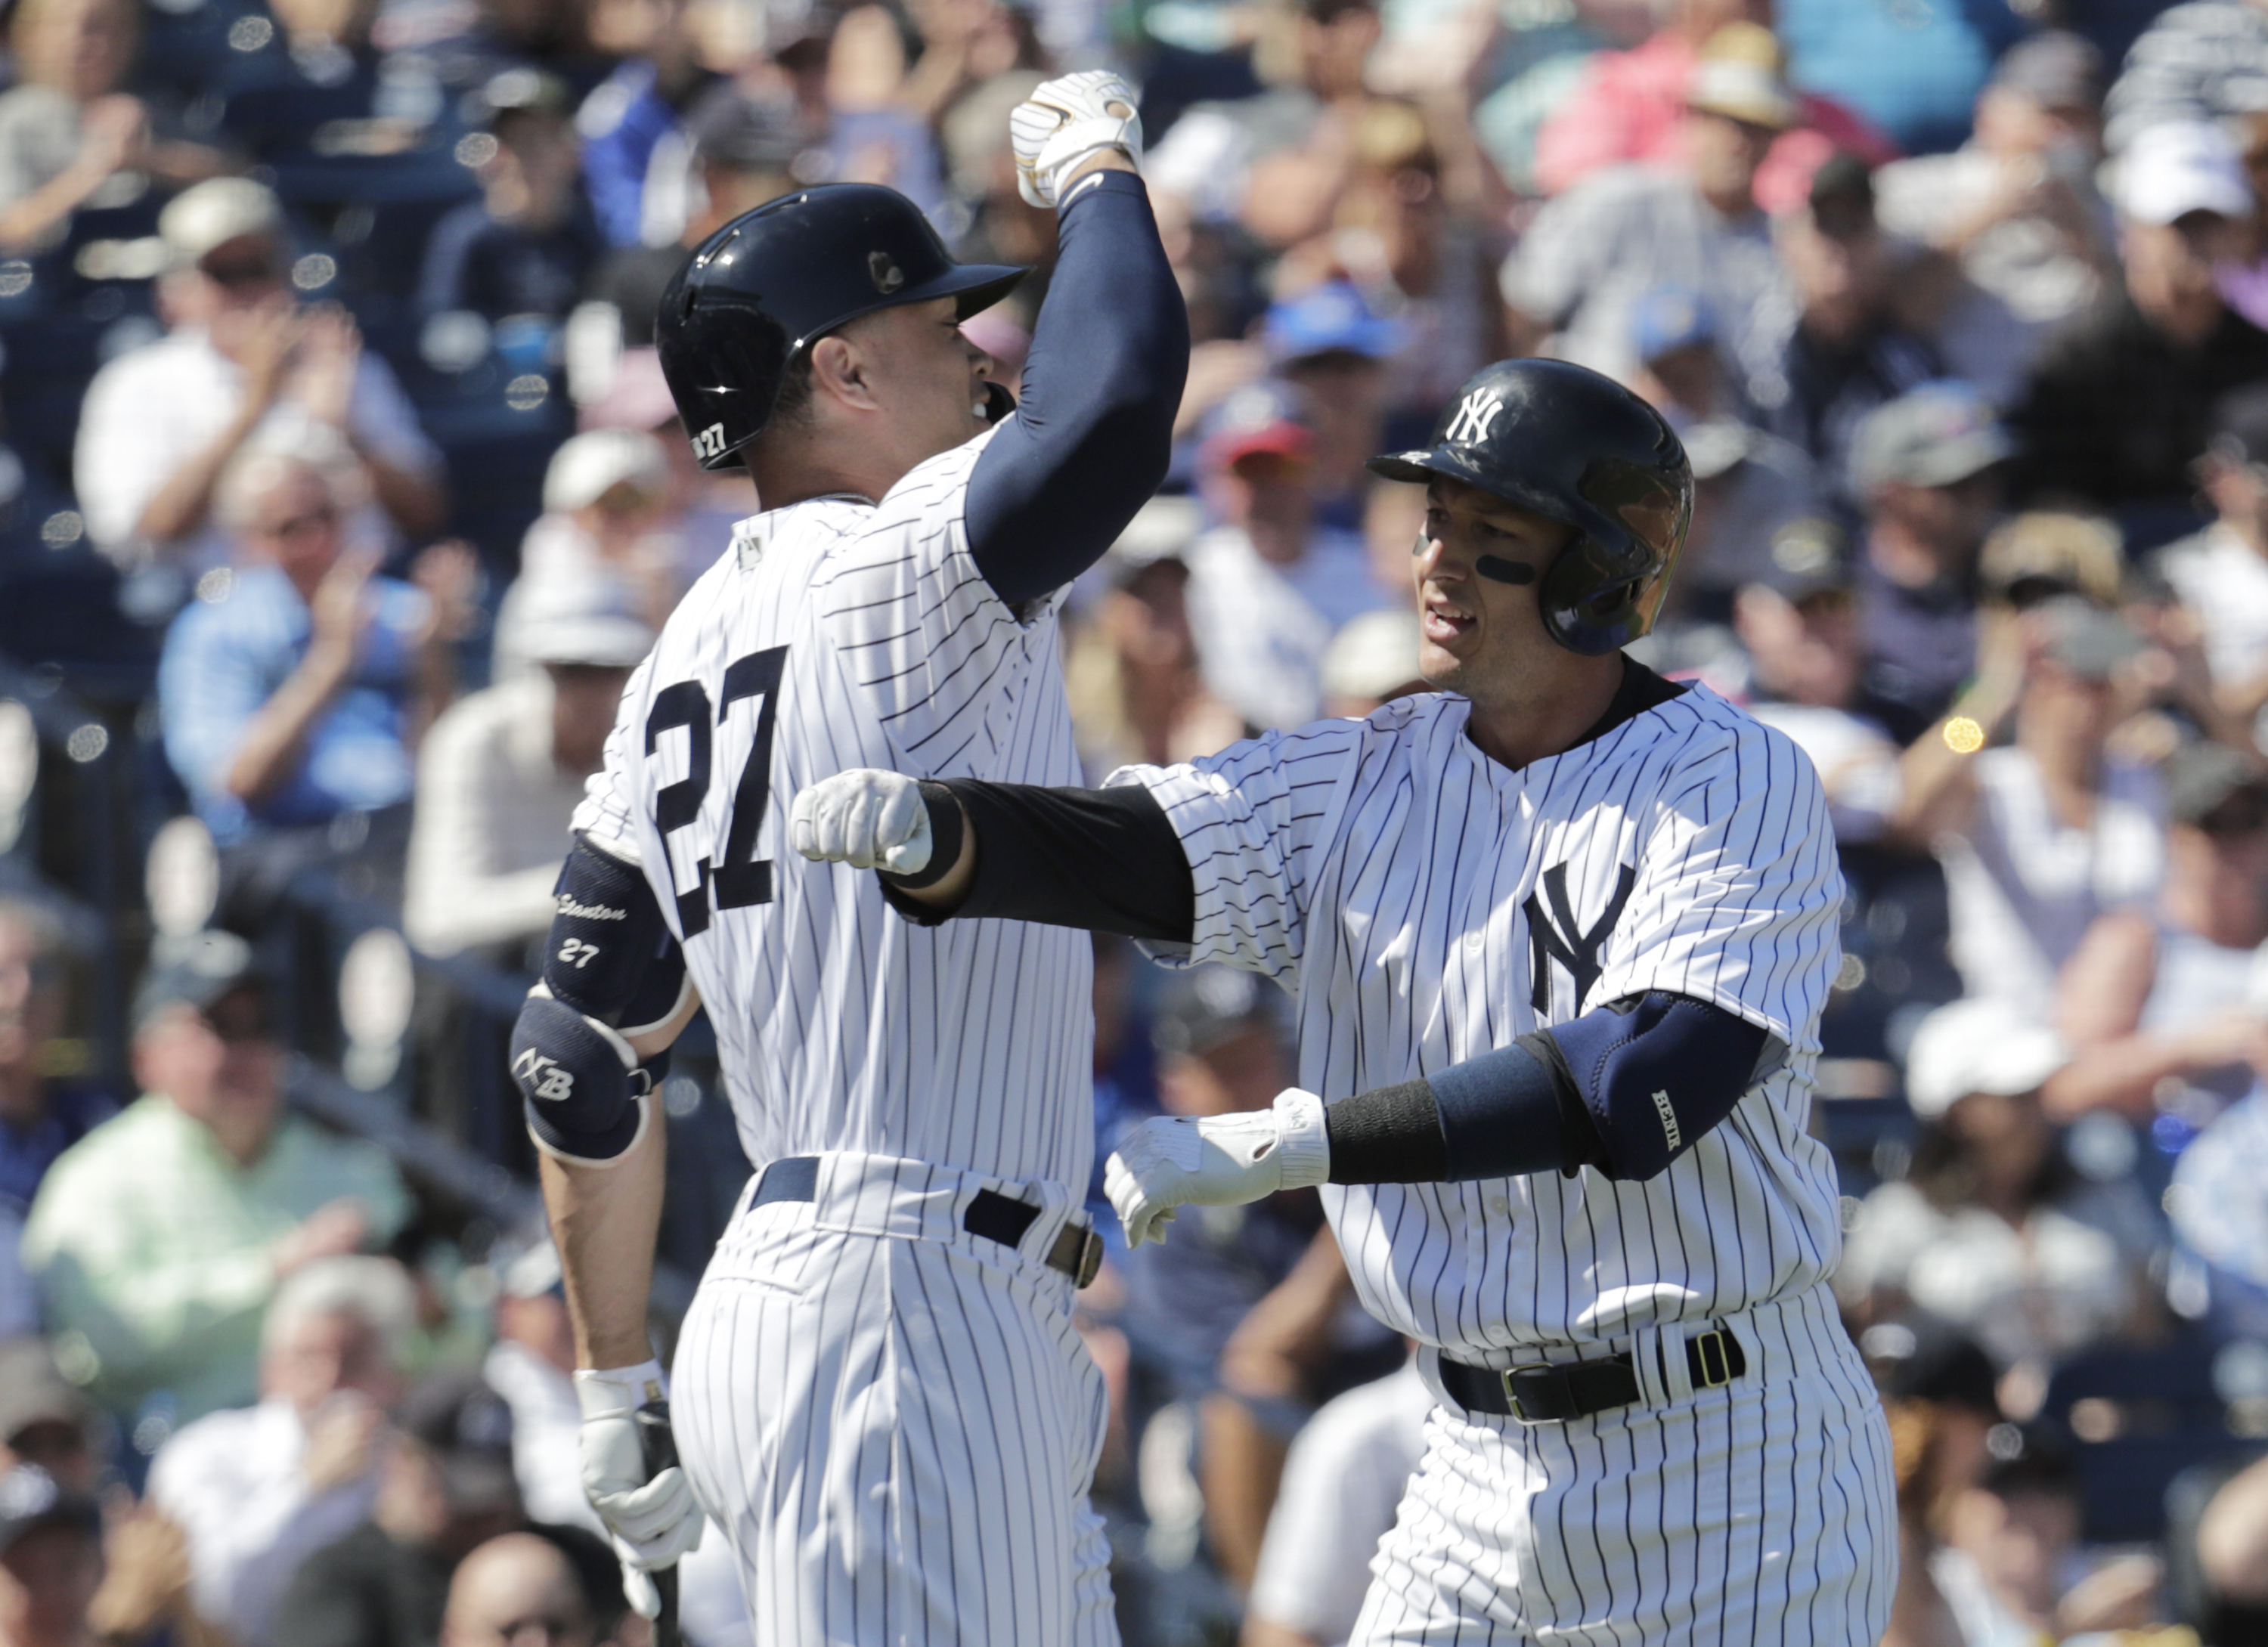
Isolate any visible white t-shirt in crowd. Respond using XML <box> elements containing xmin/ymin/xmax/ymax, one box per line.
<box><xmin>74</xmin><ymin>327</ymin><xmax>443</xmax><ymax>572</ymax></box>
<box><xmin>2158</xmin><ymin>524</ymin><xmax>2268</xmax><ymax>701</ymax></box>
<box><xmin>1935</xmin><ymin>746</ymin><xmax>2164</xmax><ymax>1017</ymax></box>
<box><xmin>1246</xmin><ymin>1359</ymin><xmax>1433</xmax><ymax>1647</ymax></box>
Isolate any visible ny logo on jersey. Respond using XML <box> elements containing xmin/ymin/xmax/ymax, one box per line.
<box><xmin>1525</xmin><ymin>859</ymin><xmax>1638</xmax><ymax>1015</ymax></box>
<box><xmin>1445</xmin><ymin>387</ymin><xmax>1504</xmax><ymax>447</ymax></box>
<box><xmin>691</xmin><ymin>423</ymin><xmax>731</xmax><ymax>460</ymax></box>
<box><xmin>511</xmin><ymin>1048</ymin><xmax>575</xmax><ymax>1104</ymax></box>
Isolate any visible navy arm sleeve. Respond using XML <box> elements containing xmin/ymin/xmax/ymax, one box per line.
<box><xmin>1323</xmin><ymin>993</ymin><xmax>1775</xmax><ymax>1185</ymax></box>
<box><xmin>963</xmin><ymin>171</ymin><xmax>1190</xmax><ymax>605</ymax></box>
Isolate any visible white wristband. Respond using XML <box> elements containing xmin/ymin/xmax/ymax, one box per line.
<box><xmin>1271</xmin><ymin>1088</ymin><xmax>1331</xmax><ymax>1190</ymax></box>
<box><xmin>574</xmin><ymin>1359</ymin><xmax>667</xmax><ymax>1419</ymax></box>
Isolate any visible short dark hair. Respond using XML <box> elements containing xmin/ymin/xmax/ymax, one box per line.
<box><xmin>767</xmin><ymin>351</ymin><xmax>818</xmax><ymax>430</ymax></box>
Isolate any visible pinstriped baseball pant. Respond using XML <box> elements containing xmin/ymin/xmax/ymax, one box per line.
<box><xmin>1351</xmin><ymin>1286</ymin><xmax>1898</xmax><ymax>1645</ymax></box>
<box><xmin>671</xmin><ymin>1161</ymin><xmax>1117</xmax><ymax>1647</ymax></box>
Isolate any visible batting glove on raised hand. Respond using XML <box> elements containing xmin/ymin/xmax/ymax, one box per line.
<box><xmin>575</xmin><ymin>1361</ymin><xmax>703</xmax><ymax>1619</ymax></box>
<box><xmin>1010</xmin><ymin>70</ymin><xmax>1144</xmax><ymax>209</ymax></box>
<box><xmin>789</xmin><ymin>769</ymin><xmax>932</xmax><ymax>875</ymax></box>
<box><xmin>1105</xmin><ymin>1088</ymin><xmax>1331</xmax><ymax>1247</ymax></box>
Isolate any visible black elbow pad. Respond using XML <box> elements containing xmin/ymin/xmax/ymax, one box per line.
<box><xmin>1545</xmin><ymin>993</ymin><xmax>1774</xmax><ymax>1181</ymax></box>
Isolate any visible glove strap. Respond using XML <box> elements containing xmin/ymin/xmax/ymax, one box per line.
<box><xmin>1272</xmin><ymin>1088</ymin><xmax>1331</xmax><ymax>1190</ymax></box>
<box><xmin>575</xmin><ymin>1359</ymin><xmax>668</xmax><ymax>1420</ymax></box>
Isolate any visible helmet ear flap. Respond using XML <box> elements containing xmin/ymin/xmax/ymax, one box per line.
<box><xmin>1538</xmin><ymin>533</ymin><xmax>1644</xmax><ymax>656</ymax></box>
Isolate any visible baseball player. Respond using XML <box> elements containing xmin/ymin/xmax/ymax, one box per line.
<box><xmin>792</xmin><ymin>358</ymin><xmax>1898</xmax><ymax>1642</ymax></box>
<box><xmin>503</xmin><ymin>73</ymin><xmax>1185</xmax><ymax>1644</ymax></box>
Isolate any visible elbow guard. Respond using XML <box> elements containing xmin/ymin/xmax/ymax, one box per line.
<box><xmin>1544</xmin><ymin>992</ymin><xmax>1779</xmax><ymax>1181</ymax></box>
<box><xmin>544</xmin><ymin>833</ymin><xmax>691</xmax><ymax>1036</ymax></box>
<box><xmin>513</xmin><ymin>989</ymin><xmax>665</xmax><ymax>1166</ymax></box>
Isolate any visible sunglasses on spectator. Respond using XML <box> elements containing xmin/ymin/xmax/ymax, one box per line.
<box><xmin>202</xmin><ymin>252</ymin><xmax>284</xmax><ymax>289</ymax></box>
<box><xmin>256</xmin><ymin>504</ymin><xmax>340</xmax><ymax>540</ymax></box>
<box><xmin>202</xmin><ymin>989</ymin><xmax>275</xmax><ymax>1045</ymax></box>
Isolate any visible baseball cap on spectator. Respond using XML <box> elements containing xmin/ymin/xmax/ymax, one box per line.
<box><xmin>1750</xmin><ymin>515</ymin><xmax>1851</xmax><ymax>605</ymax></box>
<box><xmin>1976</xmin><ymin>1423</ymin><xmax>2077</xmax><ymax>1500</ymax></box>
<box><xmin>160</xmin><ymin>178</ymin><xmax>284</xmax><ymax>271</ymax></box>
<box><xmin>1681</xmin><ymin>419</ymin><xmax>1758</xmax><ymax>484</ymax></box>
<box><xmin>516</xmin><ymin>574</ymin><xmax>655</xmax><ymax>670</ymax></box>
<box><xmin>1153</xmin><ymin>966</ymin><xmax>1281</xmax><ymax>1060</ymax></box>
<box><xmin>685</xmin><ymin>85</ymin><xmax>803</xmax><ymax>172</ymax></box>
<box><xmin>1902</xmin><ymin>997</ymin><xmax>2069</xmax><ymax>1119</ymax></box>
<box><xmin>1201</xmin><ymin>379</ymin><xmax>1315</xmax><ymax>472</ymax></box>
<box><xmin>1685</xmin><ymin>22</ymin><xmax>1800</xmax><ymax>131</ymax></box>
<box><xmin>2208</xmin><ymin>383</ymin><xmax>2268</xmax><ymax>469</ymax></box>
<box><xmin>491</xmin><ymin>1231</ymin><xmax>564</xmax><ymax>1300</ymax></box>
<box><xmin>132</xmin><ymin>929</ymin><xmax>263</xmax><ymax>1035</ymax></box>
<box><xmin>2037</xmin><ymin>596</ymin><xmax>2145</xmax><ymax>681</ymax></box>
<box><xmin>1988</xmin><ymin>29</ymin><xmax>2102</xmax><ymax>114</ymax></box>
<box><xmin>479</xmin><ymin>66</ymin><xmax>573</xmax><ymax>129</ymax></box>
<box><xmin>1860</xmin><ymin>1323</ymin><xmax>2001</xmax><ymax>1416</ymax></box>
<box><xmin>2166</xmin><ymin>742</ymin><xmax>2268</xmax><ymax>834</ymax></box>
<box><xmin>542</xmin><ymin>429</ymin><xmax>671</xmax><ymax>515</ymax></box>
<box><xmin>1807</xmin><ymin>152</ymin><xmax>1877</xmax><ymax>241</ymax></box>
<box><xmin>2116</xmin><ymin>120</ymin><xmax>2252</xmax><ymax>225</ymax></box>
<box><xmin>0</xmin><ymin>1465</ymin><xmax>99</xmax><ymax>1556</ymax></box>
<box><xmin>0</xmin><ymin>1339</ymin><xmax>93</xmax><ymax>1450</ymax></box>
<box><xmin>1322</xmin><ymin>609</ymin><xmax>1423</xmax><ymax>704</ymax></box>
<box><xmin>1632</xmin><ymin>288</ymin><xmax>1714</xmax><ymax>365</ymax></box>
<box><xmin>1980</xmin><ymin>512</ymin><xmax>2124</xmax><ymax>609</ymax></box>
<box><xmin>1107</xmin><ymin>494</ymin><xmax>1203</xmax><ymax>582</ymax></box>
<box><xmin>1851</xmin><ymin>382</ymin><xmax>2012</xmax><ymax>493</ymax></box>
<box><xmin>398</xmin><ymin>1373</ymin><xmax>521</xmax><ymax>1513</ymax></box>
<box><xmin>1263</xmin><ymin>281</ymin><xmax>1402</xmax><ymax>366</ymax></box>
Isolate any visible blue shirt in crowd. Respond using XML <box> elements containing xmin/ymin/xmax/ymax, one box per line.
<box><xmin>158</xmin><ymin>564</ymin><xmax>426</xmax><ymax>844</ymax></box>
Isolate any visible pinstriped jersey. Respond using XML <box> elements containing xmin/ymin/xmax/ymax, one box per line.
<box><xmin>1108</xmin><ymin>683</ymin><xmax>1846</xmax><ymax>1357</ymax></box>
<box><xmin>573</xmin><ymin>431</ymin><xmax>1094</xmax><ymax>1187</ymax></box>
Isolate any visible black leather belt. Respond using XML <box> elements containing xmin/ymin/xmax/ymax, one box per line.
<box><xmin>748</xmin><ymin>1156</ymin><xmax>1104</xmax><ymax>1288</ymax></box>
<box><xmin>1439</xmin><ymin>1328</ymin><xmax>1747</xmax><ymax>1423</ymax></box>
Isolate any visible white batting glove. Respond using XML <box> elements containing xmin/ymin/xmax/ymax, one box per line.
<box><xmin>1010</xmin><ymin>70</ymin><xmax>1144</xmax><ymax>209</ymax></box>
<box><xmin>1104</xmin><ymin>1088</ymin><xmax>1331</xmax><ymax>1248</ymax></box>
<box><xmin>788</xmin><ymin>769</ymin><xmax>932</xmax><ymax>875</ymax></box>
<box><xmin>575</xmin><ymin>1361</ymin><xmax>704</xmax><ymax>1619</ymax></box>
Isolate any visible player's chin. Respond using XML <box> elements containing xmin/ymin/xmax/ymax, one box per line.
<box><xmin>1416</xmin><ymin>637</ymin><xmax>1467</xmax><ymax>686</ymax></box>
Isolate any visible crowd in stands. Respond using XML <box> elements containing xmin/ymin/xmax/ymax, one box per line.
<box><xmin>12</xmin><ymin>0</ymin><xmax>2268</xmax><ymax>1642</ymax></box>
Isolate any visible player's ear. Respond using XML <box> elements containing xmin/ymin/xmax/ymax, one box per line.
<box><xmin>809</xmin><ymin>333</ymin><xmax>883</xmax><ymax>413</ymax></box>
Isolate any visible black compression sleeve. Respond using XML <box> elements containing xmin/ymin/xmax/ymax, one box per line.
<box><xmin>883</xmin><ymin>780</ymin><xmax>1196</xmax><ymax>942</ymax></box>
<box><xmin>1321</xmin><ymin>1080</ymin><xmax>1447</xmax><ymax>1182</ymax></box>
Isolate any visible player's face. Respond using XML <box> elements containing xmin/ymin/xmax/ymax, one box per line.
<box><xmin>842</xmin><ymin>296</ymin><xmax>996</xmax><ymax>469</ymax></box>
<box><xmin>1414</xmin><ymin>477</ymin><xmax>1574</xmax><ymax>695</ymax></box>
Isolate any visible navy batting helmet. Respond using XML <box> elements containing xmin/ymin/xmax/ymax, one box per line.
<box><xmin>1368</xmin><ymin>359</ymin><xmax>1693</xmax><ymax>655</ymax></box>
<box><xmin>655</xmin><ymin>184</ymin><xmax>1026</xmax><ymax>470</ymax></box>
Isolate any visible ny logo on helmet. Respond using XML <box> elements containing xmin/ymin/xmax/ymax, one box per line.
<box><xmin>1446</xmin><ymin>388</ymin><xmax>1505</xmax><ymax>447</ymax></box>
<box><xmin>691</xmin><ymin>423</ymin><xmax>730</xmax><ymax>460</ymax></box>
<box><xmin>511</xmin><ymin>1048</ymin><xmax>575</xmax><ymax>1104</ymax></box>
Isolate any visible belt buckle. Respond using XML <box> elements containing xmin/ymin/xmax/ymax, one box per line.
<box><xmin>1498</xmin><ymin>1364</ymin><xmax>1556</xmax><ymax>1425</ymax></box>
<box><xmin>1075</xmin><ymin>1226</ymin><xmax>1104</xmax><ymax>1289</ymax></box>
<box><xmin>1692</xmin><ymin>1328</ymin><xmax>1733</xmax><ymax>1389</ymax></box>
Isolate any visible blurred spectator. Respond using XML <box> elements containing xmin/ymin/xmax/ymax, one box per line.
<box><xmin>1063</xmin><ymin>501</ymin><xmax>1244</xmax><ymax>776</ymax></box>
<box><xmin>1502</xmin><ymin>22</ymin><xmax>1796</xmax><ymax>408</ymax></box>
<box><xmin>1838</xmin><ymin>998</ymin><xmax>2161</xmax><ymax>1373</ymax></box>
<box><xmin>2053</xmin><ymin>745</ymin><xmax>2268</xmax><ymax>1127</ymax></box>
<box><xmin>0</xmin><ymin>1339</ymin><xmax>97</xmax><ymax>1499</ymax></box>
<box><xmin>1239</xmin><ymin>1354</ymin><xmax>1427</xmax><ymax>1647</ymax></box>
<box><xmin>2191</xmin><ymin>1449</ymin><xmax>2268</xmax><ymax>1641</ymax></box>
<box><xmin>1318</xmin><ymin>608</ymin><xmax>1422</xmax><ymax>719</ymax></box>
<box><xmin>404</xmin><ymin>576</ymin><xmax>651</xmax><ymax>959</ymax></box>
<box><xmin>0</xmin><ymin>899</ymin><xmax>111</xmax><ymax>1220</ymax></box>
<box><xmin>271</xmin><ymin>1372</ymin><xmax>528</xmax><ymax>1647</ymax></box>
<box><xmin>418</xmin><ymin>69</ymin><xmax>604</xmax><ymax>325</ymax></box>
<box><xmin>1848</xmin><ymin>383</ymin><xmax>2009</xmax><ymax>743</ymax></box>
<box><xmin>1898</xmin><ymin>600</ymin><xmax>2164</xmax><ymax>1016</ymax></box>
<box><xmin>75</xmin><ymin>178</ymin><xmax>448</xmax><ymax>574</ymax></box>
<box><xmin>2006</xmin><ymin>121</ymin><xmax>2268</xmax><ymax>531</ymax></box>
<box><xmin>156</xmin><ymin>439</ymin><xmax>474</xmax><ymax>919</ymax></box>
<box><xmin>212</xmin><ymin>0</ymin><xmax>420</xmax><ymax>166</ymax></box>
<box><xmin>1183</xmin><ymin>380</ymin><xmax>1388</xmax><ymax>731</ymax></box>
<box><xmin>2103</xmin><ymin>0</ymin><xmax>2268</xmax><ymax>158</ymax></box>
<box><xmin>576</xmin><ymin>0</ymin><xmax>715</xmax><ymax>248</ymax></box>
<box><xmin>1768</xmin><ymin>154</ymin><xmax>1941</xmax><ymax>506</ymax></box>
<box><xmin>1729</xmin><ymin>556</ymin><xmax>1904</xmax><ymax>846</ymax></box>
<box><xmin>0</xmin><ymin>1214</ymin><xmax>28</xmax><ymax>1341</ymax></box>
<box><xmin>0</xmin><ymin>1462</ymin><xmax>105</xmax><ymax>1647</ymax></box>
<box><xmin>1774</xmin><ymin>0</ymin><xmax>2025</xmax><ymax>158</ymax></box>
<box><xmin>2167</xmin><ymin>1079</ymin><xmax>2268</xmax><ymax>1339</ymax></box>
<box><xmin>438</xmin><ymin>1530</ymin><xmax>601</xmax><ymax>1647</ymax></box>
<box><xmin>147</xmin><ymin>1255</ymin><xmax>416</xmax><ymax>1647</ymax></box>
<box><xmin>1872</xmin><ymin>33</ymin><xmax>2114</xmax><ymax>334</ymax></box>
<box><xmin>1261</xmin><ymin>281</ymin><xmax>1400</xmax><ymax>526</ymax></box>
<box><xmin>20</xmin><ymin>932</ymin><xmax>411</xmax><ymax>1424</ymax></box>
<box><xmin>2155</xmin><ymin>385</ymin><xmax>2268</xmax><ymax>735</ymax></box>
<box><xmin>1978</xmin><ymin>509</ymin><xmax>2124</xmax><ymax>614</ymax></box>
<box><xmin>1532</xmin><ymin>0</ymin><xmax>1898</xmax><ymax>215</ymax></box>
<box><xmin>0</xmin><ymin>0</ymin><xmax>229</xmax><ymax>257</ymax></box>
<box><xmin>494</xmin><ymin>429</ymin><xmax>677</xmax><ymax>682</ymax></box>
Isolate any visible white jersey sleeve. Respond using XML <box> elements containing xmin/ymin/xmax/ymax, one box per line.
<box><xmin>1106</xmin><ymin>718</ymin><xmax>1365</xmax><ymax>988</ymax></box>
<box><xmin>807</xmin><ymin>431</ymin><xmax>1061</xmax><ymax>773</ymax></box>
<box><xmin>1592</xmin><ymin>713</ymin><xmax>1842</xmax><ymax>1049</ymax></box>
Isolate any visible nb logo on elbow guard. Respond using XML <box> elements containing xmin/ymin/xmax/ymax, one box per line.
<box><xmin>512</xmin><ymin>1048</ymin><xmax>575</xmax><ymax>1104</ymax></box>
<box><xmin>1650</xmin><ymin>1088</ymin><xmax>1681</xmax><ymax>1153</ymax></box>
